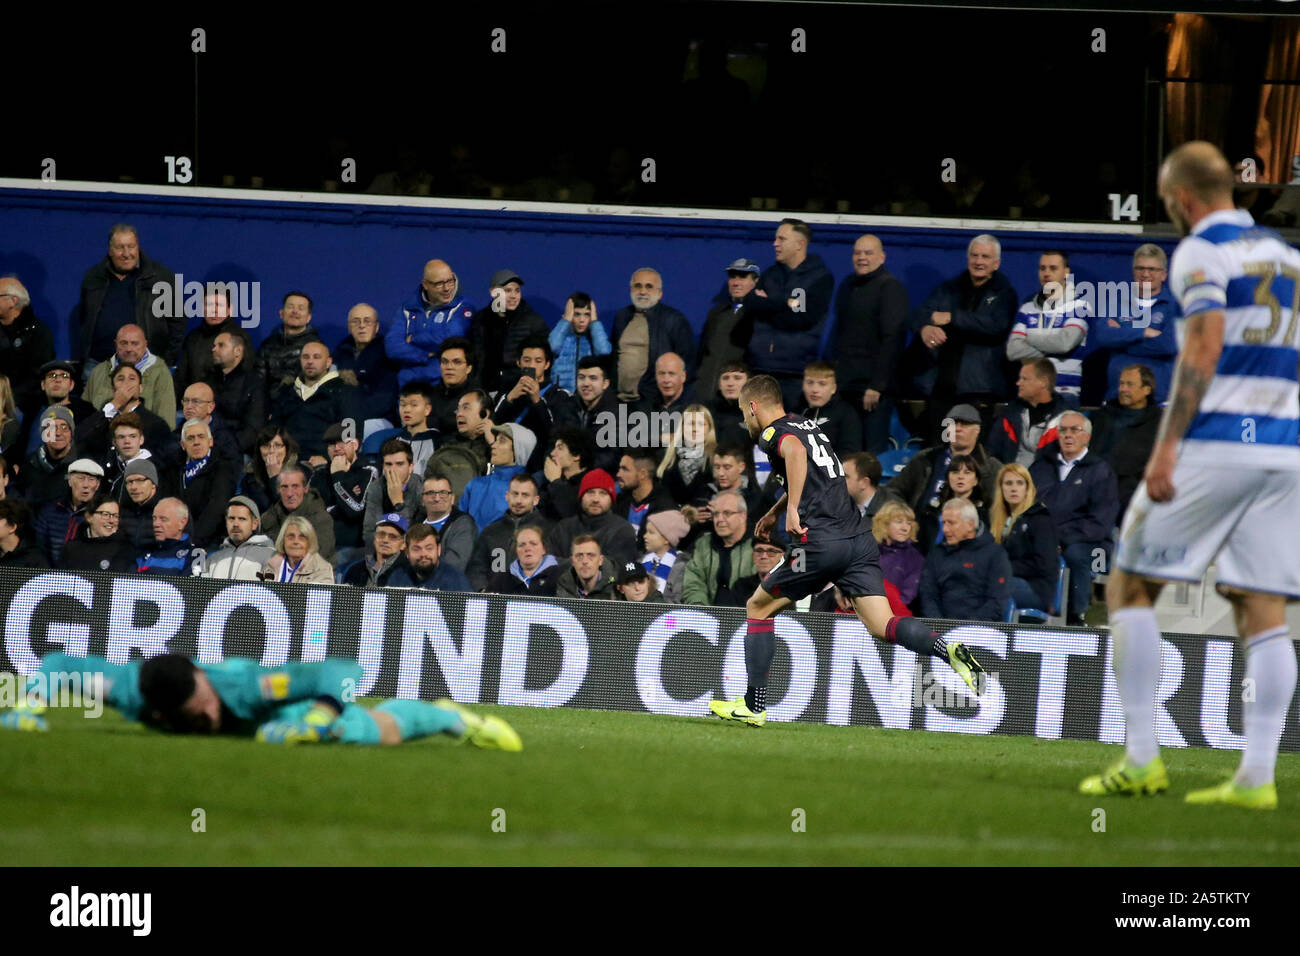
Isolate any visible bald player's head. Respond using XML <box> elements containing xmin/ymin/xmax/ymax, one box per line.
<box><xmin>1158</xmin><ymin>141</ymin><xmax>1235</xmax><ymax>235</ymax></box>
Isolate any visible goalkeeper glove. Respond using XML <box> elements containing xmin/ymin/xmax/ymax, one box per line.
<box><xmin>1</xmin><ymin>702</ymin><xmax>49</xmax><ymax>733</ymax></box>
<box><xmin>255</xmin><ymin>702</ymin><xmax>339</xmax><ymax>745</ymax></box>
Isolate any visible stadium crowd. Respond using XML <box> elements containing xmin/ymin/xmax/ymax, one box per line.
<box><xmin>0</xmin><ymin>219</ymin><xmax>1175</xmax><ymax>624</ymax></box>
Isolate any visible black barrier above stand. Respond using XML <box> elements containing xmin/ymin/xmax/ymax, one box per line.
<box><xmin>0</xmin><ymin>568</ymin><xmax>1281</xmax><ymax>751</ymax></box>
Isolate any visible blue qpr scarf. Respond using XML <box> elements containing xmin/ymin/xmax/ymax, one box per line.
<box><xmin>184</xmin><ymin>454</ymin><xmax>211</xmax><ymax>486</ymax></box>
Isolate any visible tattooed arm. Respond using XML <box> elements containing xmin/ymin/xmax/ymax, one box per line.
<box><xmin>1144</xmin><ymin>310</ymin><xmax>1224</xmax><ymax>502</ymax></box>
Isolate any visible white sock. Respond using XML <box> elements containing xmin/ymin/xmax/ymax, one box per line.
<box><xmin>1237</xmin><ymin>626</ymin><xmax>1296</xmax><ymax>789</ymax></box>
<box><xmin>1111</xmin><ymin>606</ymin><xmax>1162</xmax><ymax>766</ymax></box>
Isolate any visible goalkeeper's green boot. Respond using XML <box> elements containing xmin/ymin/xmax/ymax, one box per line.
<box><xmin>1185</xmin><ymin>778</ymin><xmax>1277</xmax><ymax>810</ymax></box>
<box><xmin>947</xmin><ymin>642</ymin><xmax>987</xmax><ymax>697</ymax></box>
<box><xmin>709</xmin><ymin>697</ymin><xmax>767</xmax><ymax>727</ymax></box>
<box><xmin>435</xmin><ymin>699</ymin><xmax>523</xmax><ymax>752</ymax></box>
<box><xmin>1079</xmin><ymin>755</ymin><xmax>1169</xmax><ymax>796</ymax></box>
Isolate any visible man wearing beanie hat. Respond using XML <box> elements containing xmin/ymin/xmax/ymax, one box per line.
<box><xmin>118</xmin><ymin>458</ymin><xmax>163</xmax><ymax>553</ymax></box>
<box><xmin>201</xmin><ymin>496</ymin><xmax>277</xmax><ymax>580</ymax></box>
<box><xmin>471</xmin><ymin>269</ymin><xmax>549</xmax><ymax>393</ymax></box>
<box><xmin>459</xmin><ymin>422</ymin><xmax>537</xmax><ymax>533</ymax></box>
<box><xmin>641</xmin><ymin>508</ymin><xmax>691</xmax><ymax>603</ymax></box>
<box><xmin>32</xmin><ymin>457</ymin><xmax>104</xmax><ymax>564</ymax></box>
<box><xmin>547</xmin><ymin>468</ymin><xmax>638</xmax><ymax>569</ymax></box>
<box><xmin>25</xmin><ymin>361</ymin><xmax>94</xmax><ymax>456</ymax></box>
<box><xmin>21</xmin><ymin>405</ymin><xmax>80</xmax><ymax>509</ymax></box>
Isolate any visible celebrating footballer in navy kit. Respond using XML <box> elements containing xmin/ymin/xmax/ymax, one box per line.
<box><xmin>708</xmin><ymin>375</ymin><xmax>986</xmax><ymax>727</ymax></box>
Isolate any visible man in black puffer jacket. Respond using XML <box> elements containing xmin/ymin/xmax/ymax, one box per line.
<box><xmin>173</xmin><ymin>293</ymin><xmax>241</xmax><ymax>398</ymax></box>
<box><xmin>470</xmin><ymin>269</ymin><xmax>550</xmax><ymax>393</ymax></box>
<box><xmin>737</xmin><ymin>219</ymin><xmax>835</xmax><ymax>411</ymax></box>
<box><xmin>825</xmin><ymin>235</ymin><xmax>908</xmax><ymax>453</ymax></box>
<box><xmin>76</xmin><ymin>225</ymin><xmax>181</xmax><ymax>366</ymax></box>
<box><xmin>256</xmin><ymin>292</ymin><xmax>324</xmax><ymax>396</ymax></box>
<box><xmin>269</xmin><ymin>342</ymin><xmax>362</xmax><ymax>463</ymax></box>
<box><xmin>911</xmin><ymin>234</ymin><xmax>1020</xmax><ymax>443</ymax></box>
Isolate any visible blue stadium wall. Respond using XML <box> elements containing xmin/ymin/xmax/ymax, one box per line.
<box><xmin>0</xmin><ymin>182</ymin><xmax>1157</xmax><ymax>360</ymax></box>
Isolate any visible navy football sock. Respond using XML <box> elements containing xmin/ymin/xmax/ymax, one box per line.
<box><xmin>886</xmin><ymin>616</ymin><xmax>946</xmax><ymax>659</ymax></box>
<box><xmin>744</xmin><ymin>618</ymin><xmax>776</xmax><ymax>712</ymax></box>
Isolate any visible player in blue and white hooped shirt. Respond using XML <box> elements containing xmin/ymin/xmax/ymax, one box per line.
<box><xmin>1082</xmin><ymin>142</ymin><xmax>1300</xmax><ymax>809</ymax></box>
<box><xmin>1006</xmin><ymin>250</ymin><xmax>1092</xmax><ymax>402</ymax></box>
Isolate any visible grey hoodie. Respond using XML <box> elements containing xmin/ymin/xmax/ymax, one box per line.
<box><xmin>200</xmin><ymin>534</ymin><xmax>277</xmax><ymax>580</ymax></box>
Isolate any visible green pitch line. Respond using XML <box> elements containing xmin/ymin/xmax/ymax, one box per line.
<box><xmin>3</xmin><ymin>703</ymin><xmax>1299</xmax><ymax>866</ymax></box>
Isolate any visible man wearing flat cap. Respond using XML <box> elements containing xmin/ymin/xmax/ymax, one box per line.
<box><xmin>32</xmin><ymin>457</ymin><xmax>104</xmax><ymax>564</ymax></box>
<box><xmin>887</xmin><ymin>402</ymin><xmax>1003</xmax><ymax>548</ymax></box>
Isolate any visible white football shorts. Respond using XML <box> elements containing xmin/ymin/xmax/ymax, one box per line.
<box><xmin>1115</xmin><ymin>461</ymin><xmax>1300</xmax><ymax>598</ymax></box>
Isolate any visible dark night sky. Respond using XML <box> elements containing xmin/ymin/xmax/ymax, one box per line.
<box><xmin>4</xmin><ymin>2</ymin><xmax>1283</xmax><ymax>220</ymax></box>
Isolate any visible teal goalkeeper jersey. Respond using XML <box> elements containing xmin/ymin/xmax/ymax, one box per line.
<box><xmin>36</xmin><ymin>653</ymin><xmax>364</xmax><ymax>732</ymax></box>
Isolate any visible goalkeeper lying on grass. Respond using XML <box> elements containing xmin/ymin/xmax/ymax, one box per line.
<box><xmin>0</xmin><ymin>653</ymin><xmax>522</xmax><ymax>751</ymax></box>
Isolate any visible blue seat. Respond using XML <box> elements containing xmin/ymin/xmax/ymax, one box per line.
<box><xmin>1003</xmin><ymin>597</ymin><xmax>1017</xmax><ymax>623</ymax></box>
<box><xmin>361</xmin><ymin>426</ymin><xmax>403</xmax><ymax>459</ymax></box>
<box><xmin>1016</xmin><ymin>556</ymin><xmax>1069</xmax><ymax>625</ymax></box>
<box><xmin>876</xmin><ymin>445</ymin><xmax>919</xmax><ymax>485</ymax></box>
<box><xmin>888</xmin><ymin>408</ymin><xmax>914</xmax><ymax>449</ymax></box>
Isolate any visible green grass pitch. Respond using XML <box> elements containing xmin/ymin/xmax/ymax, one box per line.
<box><xmin>4</xmin><ymin>702</ymin><xmax>1300</xmax><ymax>866</ymax></box>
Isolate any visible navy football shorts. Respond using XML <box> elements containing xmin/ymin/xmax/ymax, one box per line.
<box><xmin>758</xmin><ymin>533</ymin><xmax>885</xmax><ymax>603</ymax></box>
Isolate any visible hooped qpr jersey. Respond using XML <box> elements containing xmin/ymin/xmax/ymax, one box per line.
<box><xmin>1170</xmin><ymin>208</ymin><xmax>1300</xmax><ymax>469</ymax></box>
<box><xmin>759</xmin><ymin>414</ymin><xmax>868</xmax><ymax>541</ymax></box>
<box><xmin>1010</xmin><ymin>293</ymin><xmax>1092</xmax><ymax>395</ymax></box>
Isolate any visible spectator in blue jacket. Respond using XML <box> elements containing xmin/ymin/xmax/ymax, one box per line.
<box><xmin>611</xmin><ymin>269</ymin><xmax>696</xmax><ymax>403</ymax></box>
<box><xmin>737</xmin><ymin>219</ymin><xmax>836</xmax><ymax>411</ymax></box>
<box><xmin>1088</xmin><ymin>243</ymin><xmax>1180</xmax><ymax>403</ymax></box>
<box><xmin>1027</xmin><ymin>411</ymin><xmax>1119</xmax><ymax>625</ymax></box>
<box><xmin>918</xmin><ymin>498</ymin><xmax>1012</xmax><ymax>622</ymax></box>
<box><xmin>549</xmin><ymin>293</ymin><xmax>611</xmax><ymax>393</ymax></box>
<box><xmin>460</xmin><ymin>423</ymin><xmax>536</xmax><ymax>532</ymax></box>
<box><xmin>386</xmin><ymin>259</ymin><xmax>475</xmax><ymax>387</ymax></box>
<box><xmin>334</xmin><ymin>303</ymin><xmax>399</xmax><ymax>441</ymax></box>
<box><xmin>378</xmin><ymin>522</ymin><xmax>472</xmax><ymax>591</ymax></box>
<box><xmin>912</xmin><ymin>234</ymin><xmax>1020</xmax><ymax>443</ymax></box>
<box><xmin>136</xmin><ymin>497</ymin><xmax>198</xmax><ymax>577</ymax></box>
